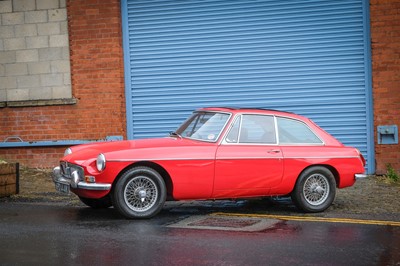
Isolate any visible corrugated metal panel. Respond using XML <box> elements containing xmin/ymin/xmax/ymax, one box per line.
<box><xmin>121</xmin><ymin>0</ymin><xmax>373</xmax><ymax>172</ymax></box>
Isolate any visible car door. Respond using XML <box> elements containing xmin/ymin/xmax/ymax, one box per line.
<box><xmin>213</xmin><ymin>114</ymin><xmax>283</xmax><ymax>198</ymax></box>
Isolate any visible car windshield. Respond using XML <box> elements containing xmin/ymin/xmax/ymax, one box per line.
<box><xmin>175</xmin><ymin>111</ymin><xmax>230</xmax><ymax>142</ymax></box>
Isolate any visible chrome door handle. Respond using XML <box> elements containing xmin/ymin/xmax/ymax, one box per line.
<box><xmin>267</xmin><ymin>149</ymin><xmax>280</xmax><ymax>153</ymax></box>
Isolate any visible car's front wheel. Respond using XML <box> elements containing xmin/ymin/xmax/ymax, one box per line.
<box><xmin>112</xmin><ymin>166</ymin><xmax>167</xmax><ymax>219</ymax></box>
<box><xmin>291</xmin><ymin>166</ymin><xmax>336</xmax><ymax>212</ymax></box>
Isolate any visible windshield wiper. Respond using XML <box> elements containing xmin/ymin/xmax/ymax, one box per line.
<box><xmin>169</xmin><ymin>132</ymin><xmax>182</xmax><ymax>139</ymax></box>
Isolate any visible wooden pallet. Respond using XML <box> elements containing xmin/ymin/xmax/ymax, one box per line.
<box><xmin>0</xmin><ymin>163</ymin><xmax>19</xmax><ymax>197</ymax></box>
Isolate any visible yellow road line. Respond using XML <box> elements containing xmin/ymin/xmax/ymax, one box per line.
<box><xmin>211</xmin><ymin>212</ymin><xmax>400</xmax><ymax>227</ymax></box>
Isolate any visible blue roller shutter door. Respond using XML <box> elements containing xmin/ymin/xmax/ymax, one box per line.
<box><xmin>121</xmin><ymin>0</ymin><xmax>373</xmax><ymax>173</ymax></box>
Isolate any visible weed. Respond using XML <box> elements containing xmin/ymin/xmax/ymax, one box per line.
<box><xmin>386</xmin><ymin>163</ymin><xmax>399</xmax><ymax>182</ymax></box>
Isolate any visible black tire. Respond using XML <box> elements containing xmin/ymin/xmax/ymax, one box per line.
<box><xmin>79</xmin><ymin>195</ymin><xmax>112</xmax><ymax>209</ymax></box>
<box><xmin>112</xmin><ymin>166</ymin><xmax>167</xmax><ymax>219</ymax></box>
<box><xmin>291</xmin><ymin>166</ymin><xmax>336</xmax><ymax>213</ymax></box>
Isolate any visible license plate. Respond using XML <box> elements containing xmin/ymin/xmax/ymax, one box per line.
<box><xmin>55</xmin><ymin>182</ymin><xmax>70</xmax><ymax>194</ymax></box>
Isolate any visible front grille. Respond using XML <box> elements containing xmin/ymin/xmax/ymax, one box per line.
<box><xmin>60</xmin><ymin>161</ymin><xmax>70</xmax><ymax>177</ymax></box>
<box><xmin>60</xmin><ymin>161</ymin><xmax>84</xmax><ymax>180</ymax></box>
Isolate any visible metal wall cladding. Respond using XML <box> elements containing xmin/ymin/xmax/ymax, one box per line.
<box><xmin>122</xmin><ymin>0</ymin><xmax>373</xmax><ymax>172</ymax></box>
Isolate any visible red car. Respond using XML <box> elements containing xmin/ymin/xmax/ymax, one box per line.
<box><xmin>52</xmin><ymin>107</ymin><xmax>366</xmax><ymax>219</ymax></box>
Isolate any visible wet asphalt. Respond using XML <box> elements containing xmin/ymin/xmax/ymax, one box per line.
<box><xmin>1</xmin><ymin>202</ymin><xmax>399</xmax><ymax>265</ymax></box>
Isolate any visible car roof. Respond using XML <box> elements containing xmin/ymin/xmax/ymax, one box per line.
<box><xmin>197</xmin><ymin>107</ymin><xmax>301</xmax><ymax>118</ymax></box>
<box><xmin>195</xmin><ymin>107</ymin><xmax>343</xmax><ymax>146</ymax></box>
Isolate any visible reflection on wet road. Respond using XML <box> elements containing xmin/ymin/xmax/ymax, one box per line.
<box><xmin>0</xmin><ymin>203</ymin><xmax>399</xmax><ymax>265</ymax></box>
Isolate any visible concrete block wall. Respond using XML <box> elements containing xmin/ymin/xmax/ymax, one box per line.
<box><xmin>0</xmin><ymin>0</ymin><xmax>71</xmax><ymax>102</ymax></box>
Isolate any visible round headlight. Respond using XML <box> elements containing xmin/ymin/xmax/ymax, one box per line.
<box><xmin>64</xmin><ymin>148</ymin><xmax>72</xmax><ymax>156</ymax></box>
<box><xmin>96</xmin><ymin>153</ymin><xmax>106</xmax><ymax>172</ymax></box>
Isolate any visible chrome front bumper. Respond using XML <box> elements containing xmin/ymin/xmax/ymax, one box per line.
<box><xmin>52</xmin><ymin>166</ymin><xmax>111</xmax><ymax>192</ymax></box>
<box><xmin>355</xmin><ymin>173</ymin><xmax>368</xmax><ymax>180</ymax></box>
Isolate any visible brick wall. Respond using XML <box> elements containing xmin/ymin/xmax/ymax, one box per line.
<box><xmin>0</xmin><ymin>0</ymin><xmax>126</xmax><ymax>167</ymax></box>
<box><xmin>370</xmin><ymin>0</ymin><xmax>400</xmax><ymax>174</ymax></box>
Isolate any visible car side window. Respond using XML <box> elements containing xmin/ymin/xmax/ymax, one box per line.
<box><xmin>225</xmin><ymin>114</ymin><xmax>276</xmax><ymax>144</ymax></box>
<box><xmin>277</xmin><ymin>117</ymin><xmax>323</xmax><ymax>144</ymax></box>
<box><xmin>180</xmin><ymin>112</ymin><xmax>230</xmax><ymax>141</ymax></box>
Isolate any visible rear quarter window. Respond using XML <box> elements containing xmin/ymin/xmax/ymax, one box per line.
<box><xmin>277</xmin><ymin>117</ymin><xmax>323</xmax><ymax>144</ymax></box>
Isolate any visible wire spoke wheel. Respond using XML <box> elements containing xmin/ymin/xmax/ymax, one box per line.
<box><xmin>303</xmin><ymin>174</ymin><xmax>329</xmax><ymax>206</ymax></box>
<box><xmin>291</xmin><ymin>166</ymin><xmax>336</xmax><ymax>213</ymax></box>
<box><xmin>124</xmin><ymin>176</ymin><xmax>158</xmax><ymax>212</ymax></box>
<box><xmin>113</xmin><ymin>167</ymin><xmax>167</xmax><ymax>219</ymax></box>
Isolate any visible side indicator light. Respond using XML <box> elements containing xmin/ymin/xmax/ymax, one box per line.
<box><xmin>85</xmin><ymin>176</ymin><xmax>96</xmax><ymax>183</ymax></box>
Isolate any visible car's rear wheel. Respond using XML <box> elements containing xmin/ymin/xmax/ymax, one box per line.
<box><xmin>291</xmin><ymin>166</ymin><xmax>336</xmax><ymax>213</ymax></box>
<box><xmin>112</xmin><ymin>166</ymin><xmax>167</xmax><ymax>219</ymax></box>
<box><xmin>79</xmin><ymin>195</ymin><xmax>112</xmax><ymax>209</ymax></box>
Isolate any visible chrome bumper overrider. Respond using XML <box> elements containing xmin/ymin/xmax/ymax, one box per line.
<box><xmin>355</xmin><ymin>173</ymin><xmax>368</xmax><ymax>180</ymax></box>
<box><xmin>52</xmin><ymin>166</ymin><xmax>111</xmax><ymax>191</ymax></box>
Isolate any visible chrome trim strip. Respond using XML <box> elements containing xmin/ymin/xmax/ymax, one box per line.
<box><xmin>274</xmin><ymin>115</ymin><xmax>279</xmax><ymax>144</ymax></box>
<box><xmin>109</xmin><ymin>155</ymin><xmax>360</xmax><ymax>162</ymax></box>
<box><xmin>109</xmin><ymin>158</ymin><xmax>214</xmax><ymax>162</ymax></box>
<box><xmin>217</xmin><ymin>156</ymin><xmax>357</xmax><ymax>160</ymax></box>
<box><xmin>221</xmin><ymin>142</ymin><xmax>280</xmax><ymax>146</ymax></box>
<box><xmin>217</xmin><ymin>157</ymin><xmax>283</xmax><ymax>160</ymax></box>
<box><xmin>284</xmin><ymin>156</ymin><xmax>360</xmax><ymax>159</ymax></box>
<box><xmin>237</xmin><ymin>115</ymin><xmax>244</xmax><ymax>143</ymax></box>
<box><xmin>278</xmin><ymin>143</ymin><xmax>325</xmax><ymax>146</ymax></box>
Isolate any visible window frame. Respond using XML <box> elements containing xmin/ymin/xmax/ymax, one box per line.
<box><xmin>222</xmin><ymin>114</ymin><xmax>279</xmax><ymax>145</ymax></box>
<box><xmin>222</xmin><ymin>113</ymin><xmax>325</xmax><ymax>146</ymax></box>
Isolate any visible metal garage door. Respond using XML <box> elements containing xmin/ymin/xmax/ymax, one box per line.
<box><xmin>121</xmin><ymin>0</ymin><xmax>373</xmax><ymax>173</ymax></box>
